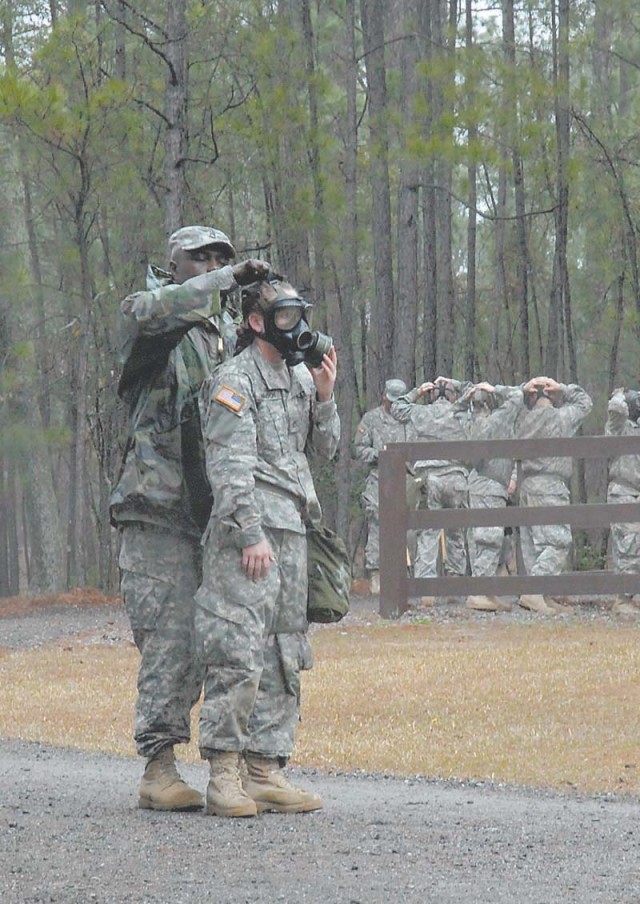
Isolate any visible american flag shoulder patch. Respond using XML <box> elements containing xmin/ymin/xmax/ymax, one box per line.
<box><xmin>215</xmin><ymin>384</ymin><xmax>247</xmax><ymax>413</ymax></box>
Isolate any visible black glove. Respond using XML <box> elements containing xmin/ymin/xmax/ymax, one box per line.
<box><xmin>232</xmin><ymin>259</ymin><xmax>271</xmax><ymax>286</ymax></box>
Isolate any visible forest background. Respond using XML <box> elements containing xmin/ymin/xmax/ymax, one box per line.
<box><xmin>1</xmin><ymin>0</ymin><xmax>639</xmax><ymax>597</ymax></box>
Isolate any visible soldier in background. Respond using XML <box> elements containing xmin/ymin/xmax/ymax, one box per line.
<box><xmin>195</xmin><ymin>277</ymin><xmax>339</xmax><ymax>818</ymax></box>
<box><xmin>391</xmin><ymin>377</ymin><xmax>470</xmax><ymax>602</ymax></box>
<box><xmin>457</xmin><ymin>382</ymin><xmax>522</xmax><ymax>612</ymax></box>
<box><xmin>516</xmin><ymin>376</ymin><xmax>593</xmax><ymax>615</ymax></box>
<box><xmin>605</xmin><ymin>387</ymin><xmax>640</xmax><ymax>617</ymax></box>
<box><xmin>354</xmin><ymin>378</ymin><xmax>408</xmax><ymax>595</ymax></box>
<box><xmin>110</xmin><ymin>226</ymin><xmax>270</xmax><ymax>811</ymax></box>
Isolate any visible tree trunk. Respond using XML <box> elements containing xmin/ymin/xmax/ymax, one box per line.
<box><xmin>464</xmin><ymin>0</ymin><xmax>477</xmax><ymax>382</ymax></box>
<box><xmin>0</xmin><ymin>453</ymin><xmax>21</xmax><ymax>597</ymax></box>
<box><xmin>326</xmin><ymin>0</ymin><xmax>361</xmax><ymax>544</ymax></box>
<box><xmin>164</xmin><ymin>0</ymin><xmax>188</xmax><ymax>235</ymax></box>
<box><xmin>393</xmin><ymin>0</ymin><xmax>419</xmax><ymax>388</ymax></box>
<box><xmin>114</xmin><ymin>0</ymin><xmax>127</xmax><ymax>80</ymax></box>
<box><xmin>503</xmin><ymin>0</ymin><xmax>529</xmax><ymax>380</ymax></box>
<box><xmin>419</xmin><ymin>0</ymin><xmax>437</xmax><ymax>381</ymax></box>
<box><xmin>360</xmin><ymin>0</ymin><xmax>394</xmax><ymax>402</ymax></box>
<box><xmin>435</xmin><ymin>0</ymin><xmax>457</xmax><ymax>378</ymax></box>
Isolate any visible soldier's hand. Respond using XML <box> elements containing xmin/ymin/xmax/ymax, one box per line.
<box><xmin>242</xmin><ymin>539</ymin><xmax>275</xmax><ymax>581</ymax></box>
<box><xmin>310</xmin><ymin>344</ymin><xmax>337</xmax><ymax>402</ymax></box>
<box><xmin>232</xmin><ymin>259</ymin><xmax>271</xmax><ymax>286</ymax></box>
<box><xmin>417</xmin><ymin>381</ymin><xmax>435</xmax><ymax>397</ymax></box>
<box><xmin>474</xmin><ymin>381</ymin><xmax>495</xmax><ymax>393</ymax></box>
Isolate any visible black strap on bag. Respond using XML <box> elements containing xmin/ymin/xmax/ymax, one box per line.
<box><xmin>306</xmin><ymin>525</ymin><xmax>351</xmax><ymax>623</ymax></box>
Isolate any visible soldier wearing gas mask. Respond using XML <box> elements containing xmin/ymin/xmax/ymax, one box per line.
<box><xmin>195</xmin><ymin>276</ymin><xmax>339</xmax><ymax>818</ymax></box>
<box><xmin>354</xmin><ymin>378</ymin><xmax>409</xmax><ymax>595</ymax></box>
<box><xmin>516</xmin><ymin>376</ymin><xmax>593</xmax><ymax>615</ymax></box>
<box><xmin>456</xmin><ymin>381</ymin><xmax>523</xmax><ymax>611</ymax></box>
<box><xmin>391</xmin><ymin>376</ymin><xmax>471</xmax><ymax>600</ymax></box>
<box><xmin>605</xmin><ymin>387</ymin><xmax>640</xmax><ymax>617</ymax></box>
<box><xmin>233</xmin><ymin>280</ymin><xmax>333</xmax><ymax>367</ymax></box>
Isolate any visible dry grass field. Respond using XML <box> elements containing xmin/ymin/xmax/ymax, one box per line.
<box><xmin>2</xmin><ymin>608</ymin><xmax>640</xmax><ymax>796</ymax></box>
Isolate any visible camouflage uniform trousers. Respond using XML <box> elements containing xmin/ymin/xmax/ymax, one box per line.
<box><xmin>468</xmin><ymin>474</ymin><xmax>508</xmax><ymax>577</ymax></box>
<box><xmin>607</xmin><ymin>488</ymin><xmax>640</xmax><ymax>575</ymax></box>
<box><xmin>519</xmin><ymin>475</ymin><xmax>572</xmax><ymax>575</ymax></box>
<box><xmin>195</xmin><ymin>525</ymin><xmax>313</xmax><ymax>760</ymax></box>
<box><xmin>414</xmin><ymin>469</ymin><xmax>468</xmax><ymax>578</ymax></box>
<box><xmin>361</xmin><ymin>470</ymin><xmax>380</xmax><ymax>572</ymax></box>
<box><xmin>118</xmin><ymin>523</ymin><xmax>204</xmax><ymax>759</ymax></box>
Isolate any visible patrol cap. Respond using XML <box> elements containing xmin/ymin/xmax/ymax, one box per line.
<box><xmin>168</xmin><ymin>225</ymin><xmax>236</xmax><ymax>260</ymax></box>
<box><xmin>384</xmin><ymin>379</ymin><xmax>407</xmax><ymax>401</ymax></box>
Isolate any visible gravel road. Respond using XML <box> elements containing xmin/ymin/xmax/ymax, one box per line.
<box><xmin>1</xmin><ymin>598</ymin><xmax>639</xmax><ymax>903</ymax></box>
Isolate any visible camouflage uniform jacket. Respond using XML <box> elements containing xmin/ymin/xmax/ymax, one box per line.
<box><xmin>199</xmin><ymin>342</ymin><xmax>340</xmax><ymax>549</ymax></box>
<box><xmin>109</xmin><ymin>268</ymin><xmax>239</xmax><ymax>538</ymax></box>
<box><xmin>391</xmin><ymin>382</ymin><xmax>471</xmax><ymax>473</ymax></box>
<box><xmin>456</xmin><ymin>386</ymin><xmax>523</xmax><ymax>488</ymax></box>
<box><xmin>606</xmin><ymin>391</ymin><xmax>640</xmax><ymax>495</ymax></box>
<box><xmin>517</xmin><ymin>384</ymin><xmax>593</xmax><ymax>483</ymax></box>
<box><xmin>353</xmin><ymin>405</ymin><xmax>408</xmax><ymax>470</ymax></box>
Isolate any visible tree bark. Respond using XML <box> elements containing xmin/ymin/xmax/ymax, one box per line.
<box><xmin>164</xmin><ymin>0</ymin><xmax>188</xmax><ymax>235</ymax></box>
<box><xmin>360</xmin><ymin>0</ymin><xmax>395</xmax><ymax>402</ymax></box>
<box><xmin>503</xmin><ymin>0</ymin><xmax>529</xmax><ymax>380</ymax></box>
<box><xmin>464</xmin><ymin>0</ymin><xmax>477</xmax><ymax>382</ymax></box>
<box><xmin>326</xmin><ymin>0</ymin><xmax>361</xmax><ymax>544</ymax></box>
<box><xmin>393</xmin><ymin>0</ymin><xmax>419</xmax><ymax>388</ymax></box>
<box><xmin>419</xmin><ymin>0</ymin><xmax>437</xmax><ymax>381</ymax></box>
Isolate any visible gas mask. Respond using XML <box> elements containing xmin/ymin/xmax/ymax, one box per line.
<box><xmin>625</xmin><ymin>390</ymin><xmax>640</xmax><ymax>422</ymax></box>
<box><xmin>432</xmin><ymin>382</ymin><xmax>456</xmax><ymax>403</ymax></box>
<box><xmin>258</xmin><ymin>297</ymin><xmax>333</xmax><ymax>367</ymax></box>
<box><xmin>471</xmin><ymin>389</ymin><xmax>497</xmax><ymax>415</ymax></box>
<box><xmin>525</xmin><ymin>385</ymin><xmax>552</xmax><ymax>409</ymax></box>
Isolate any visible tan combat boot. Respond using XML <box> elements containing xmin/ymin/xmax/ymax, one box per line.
<box><xmin>206</xmin><ymin>751</ymin><xmax>257</xmax><ymax>818</ymax></box>
<box><xmin>138</xmin><ymin>746</ymin><xmax>203</xmax><ymax>811</ymax></box>
<box><xmin>518</xmin><ymin>594</ymin><xmax>560</xmax><ymax>615</ymax></box>
<box><xmin>611</xmin><ymin>596</ymin><xmax>640</xmax><ymax>617</ymax></box>
<box><xmin>243</xmin><ymin>753</ymin><xmax>323</xmax><ymax>814</ymax></box>
<box><xmin>466</xmin><ymin>594</ymin><xmax>511</xmax><ymax>612</ymax></box>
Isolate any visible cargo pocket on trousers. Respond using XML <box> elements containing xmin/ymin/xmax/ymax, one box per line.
<box><xmin>120</xmin><ymin>571</ymin><xmax>171</xmax><ymax>648</ymax></box>
<box><xmin>276</xmin><ymin>632</ymin><xmax>313</xmax><ymax>701</ymax></box>
<box><xmin>195</xmin><ymin>594</ymin><xmax>259</xmax><ymax>673</ymax></box>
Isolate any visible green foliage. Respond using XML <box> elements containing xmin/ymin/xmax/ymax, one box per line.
<box><xmin>3</xmin><ymin>0</ymin><xmax>640</xmax><ymax>590</ymax></box>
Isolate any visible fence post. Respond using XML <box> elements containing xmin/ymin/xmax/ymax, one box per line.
<box><xmin>378</xmin><ymin>446</ymin><xmax>409</xmax><ymax>618</ymax></box>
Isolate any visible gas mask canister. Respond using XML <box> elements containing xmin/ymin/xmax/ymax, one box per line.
<box><xmin>261</xmin><ymin>297</ymin><xmax>333</xmax><ymax>367</ymax></box>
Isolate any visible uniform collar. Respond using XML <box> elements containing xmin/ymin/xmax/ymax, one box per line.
<box><xmin>250</xmin><ymin>341</ymin><xmax>292</xmax><ymax>390</ymax></box>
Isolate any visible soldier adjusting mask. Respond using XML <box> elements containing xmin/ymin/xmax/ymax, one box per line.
<box><xmin>258</xmin><ymin>297</ymin><xmax>313</xmax><ymax>366</ymax></box>
<box><xmin>257</xmin><ymin>297</ymin><xmax>333</xmax><ymax>368</ymax></box>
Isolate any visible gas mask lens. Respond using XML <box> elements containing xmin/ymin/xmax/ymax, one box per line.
<box><xmin>273</xmin><ymin>302</ymin><xmax>305</xmax><ymax>331</ymax></box>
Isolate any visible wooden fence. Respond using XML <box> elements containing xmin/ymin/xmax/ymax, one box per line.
<box><xmin>378</xmin><ymin>435</ymin><xmax>640</xmax><ymax>618</ymax></box>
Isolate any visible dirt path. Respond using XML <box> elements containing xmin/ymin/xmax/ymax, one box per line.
<box><xmin>1</xmin><ymin>738</ymin><xmax>639</xmax><ymax>904</ymax></box>
<box><xmin>1</xmin><ymin>595</ymin><xmax>639</xmax><ymax>903</ymax></box>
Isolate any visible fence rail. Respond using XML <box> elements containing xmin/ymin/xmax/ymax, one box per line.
<box><xmin>377</xmin><ymin>434</ymin><xmax>640</xmax><ymax>619</ymax></box>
